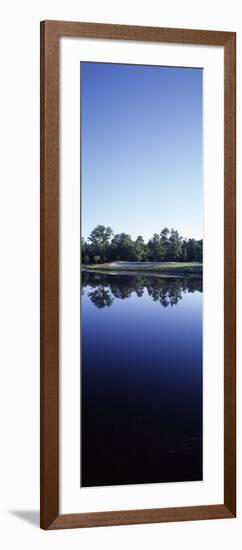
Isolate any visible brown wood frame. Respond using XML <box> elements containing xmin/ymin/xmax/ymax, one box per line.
<box><xmin>40</xmin><ymin>20</ymin><xmax>236</xmax><ymax>530</ymax></box>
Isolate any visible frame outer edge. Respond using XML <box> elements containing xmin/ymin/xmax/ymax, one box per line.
<box><xmin>40</xmin><ymin>20</ymin><xmax>236</xmax><ymax>529</ymax></box>
<box><xmin>224</xmin><ymin>33</ymin><xmax>236</xmax><ymax>517</ymax></box>
<box><xmin>40</xmin><ymin>21</ymin><xmax>60</xmax><ymax>529</ymax></box>
<box><xmin>48</xmin><ymin>505</ymin><xmax>234</xmax><ymax>530</ymax></box>
<box><xmin>42</xmin><ymin>19</ymin><xmax>234</xmax><ymax>46</ymax></box>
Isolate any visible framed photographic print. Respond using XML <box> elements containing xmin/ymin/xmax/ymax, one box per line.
<box><xmin>40</xmin><ymin>21</ymin><xmax>236</xmax><ymax>529</ymax></box>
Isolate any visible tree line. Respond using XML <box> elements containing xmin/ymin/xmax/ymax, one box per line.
<box><xmin>81</xmin><ymin>225</ymin><xmax>203</xmax><ymax>264</ymax></box>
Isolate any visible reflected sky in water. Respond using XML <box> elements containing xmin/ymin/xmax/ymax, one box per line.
<box><xmin>81</xmin><ymin>272</ymin><xmax>203</xmax><ymax>487</ymax></box>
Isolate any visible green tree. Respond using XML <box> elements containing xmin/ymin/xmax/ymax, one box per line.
<box><xmin>134</xmin><ymin>235</ymin><xmax>146</xmax><ymax>261</ymax></box>
<box><xmin>194</xmin><ymin>239</ymin><xmax>203</xmax><ymax>262</ymax></box>
<box><xmin>81</xmin><ymin>238</ymin><xmax>88</xmax><ymax>263</ymax></box>
<box><xmin>111</xmin><ymin>233</ymin><xmax>137</xmax><ymax>261</ymax></box>
<box><xmin>147</xmin><ymin>233</ymin><xmax>162</xmax><ymax>261</ymax></box>
<box><xmin>186</xmin><ymin>239</ymin><xmax>197</xmax><ymax>261</ymax></box>
<box><xmin>181</xmin><ymin>240</ymin><xmax>188</xmax><ymax>261</ymax></box>
<box><xmin>88</xmin><ymin>225</ymin><xmax>113</xmax><ymax>246</ymax></box>
<box><xmin>83</xmin><ymin>224</ymin><xmax>203</xmax><ymax>264</ymax></box>
<box><xmin>168</xmin><ymin>229</ymin><xmax>183</xmax><ymax>260</ymax></box>
<box><xmin>94</xmin><ymin>255</ymin><xmax>101</xmax><ymax>264</ymax></box>
<box><xmin>160</xmin><ymin>227</ymin><xmax>170</xmax><ymax>259</ymax></box>
<box><xmin>88</xmin><ymin>225</ymin><xmax>113</xmax><ymax>263</ymax></box>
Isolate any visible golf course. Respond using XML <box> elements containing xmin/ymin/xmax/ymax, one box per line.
<box><xmin>82</xmin><ymin>261</ymin><xmax>202</xmax><ymax>276</ymax></box>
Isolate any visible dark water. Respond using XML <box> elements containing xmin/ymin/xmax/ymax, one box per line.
<box><xmin>81</xmin><ymin>271</ymin><xmax>203</xmax><ymax>487</ymax></box>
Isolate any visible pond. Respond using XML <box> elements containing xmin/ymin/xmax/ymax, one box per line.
<box><xmin>81</xmin><ymin>271</ymin><xmax>203</xmax><ymax>487</ymax></box>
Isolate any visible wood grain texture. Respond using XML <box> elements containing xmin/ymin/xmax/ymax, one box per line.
<box><xmin>48</xmin><ymin>505</ymin><xmax>234</xmax><ymax>530</ymax></box>
<box><xmin>224</xmin><ymin>33</ymin><xmax>236</xmax><ymax>516</ymax></box>
<box><xmin>40</xmin><ymin>20</ymin><xmax>236</xmax><ymax>530</ymax></box>
<box><xmin>40</xmin><ymin>22</ymin><xmax>59</xmax><ymax>529</ymax></box>
<box><xmin>43</xmin><ymin>19</ymin><xmax>234</xmax><ymax>45</ymax></box>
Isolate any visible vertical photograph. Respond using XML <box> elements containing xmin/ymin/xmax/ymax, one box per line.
<box><xmin>80</xmin><ymin>62</ymin><xmax>203</xmax><ymax>487</ymax></box>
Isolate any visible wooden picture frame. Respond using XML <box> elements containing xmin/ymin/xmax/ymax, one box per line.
<box><xmin>40</xmin><ymin>20</ymin><xmax>236</xmax><ymax>529</ymax></box>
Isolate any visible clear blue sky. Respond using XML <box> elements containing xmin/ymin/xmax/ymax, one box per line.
<box><xmin>81</xmin><ymin>62</ymin><xmax>203</xmax><ymax>242</ymax></box>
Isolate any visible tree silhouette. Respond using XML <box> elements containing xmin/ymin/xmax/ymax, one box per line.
<box><xmin>81</xmin><ymin>225</ymin><xmax>203</xmax><ymax>264</ymax></box>
<box><xmin>83</xmin><ymin>272</ymin><xmax>202</xmax><ymax>309</ymax></box>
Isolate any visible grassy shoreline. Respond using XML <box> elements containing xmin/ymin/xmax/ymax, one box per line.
<box><xmin>82</xmin><ymin>261</ymin><xmax>202</xmax><ymax>276</ymax></box>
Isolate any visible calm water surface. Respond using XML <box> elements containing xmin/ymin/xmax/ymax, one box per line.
<box><xmin>81</xmin><ymin>271</ymin><xmax>202</xmax><ymax>487</ymax></box>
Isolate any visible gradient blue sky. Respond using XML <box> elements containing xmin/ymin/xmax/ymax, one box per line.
<box><xmin>81</xmin><ymin>62</ymin><xmax>203</xmax><ymax>241</ymax></box>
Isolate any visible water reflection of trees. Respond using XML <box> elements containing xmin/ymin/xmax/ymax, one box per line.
<box><xmin>82</xmin><ymin>271</ymin><xmax>202</xmax><ymax>309</ymax></box>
